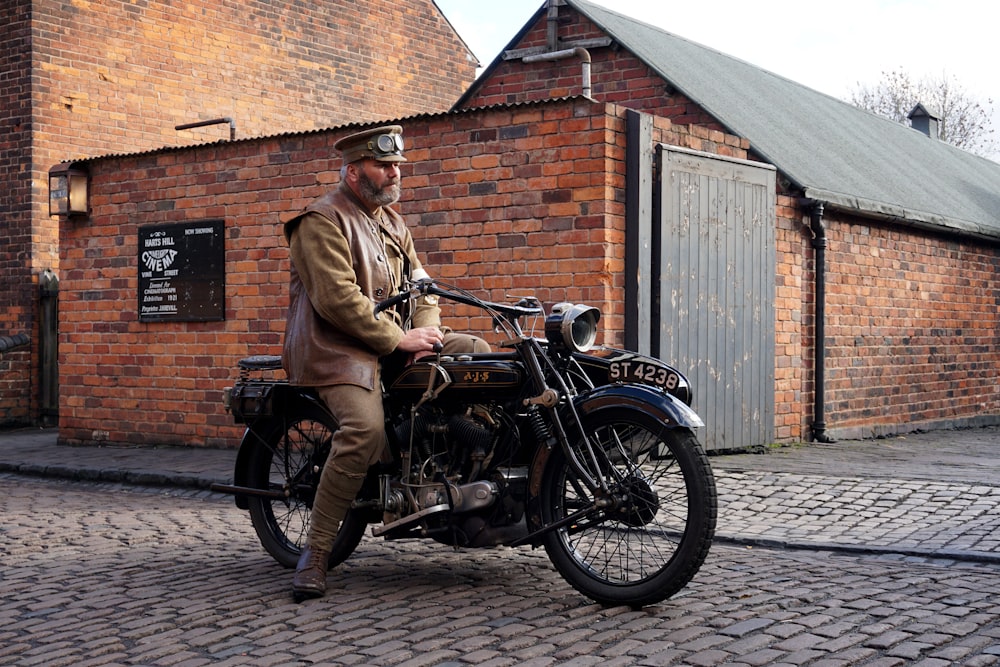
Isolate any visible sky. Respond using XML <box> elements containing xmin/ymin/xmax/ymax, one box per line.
<box><xmin>434</xmin><ymin>0</ymin><xmax>998</xmax><ymax>158</ymax></box>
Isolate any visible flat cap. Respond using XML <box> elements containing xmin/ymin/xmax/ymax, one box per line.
<box><xmin>335</xmin><ymin>125</ymin><xmax>407</xmax><ymax>164</ymax></box>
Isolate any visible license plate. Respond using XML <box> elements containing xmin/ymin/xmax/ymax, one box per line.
<box><xmin>608</xmin><ymin>359</ymin><xmax>680</xmax><ymax>391</ymax></box>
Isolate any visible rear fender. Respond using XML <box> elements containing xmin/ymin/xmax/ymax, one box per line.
<box><xmin>230</xmin><ymin>385</ymin><xmax>327</xmax><ymax>509</ymax></box>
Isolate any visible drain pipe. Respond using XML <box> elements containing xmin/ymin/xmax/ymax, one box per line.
<box><xmin>804</xmin><ymin>199</ymin><xmax>836</xmax><ymax>443</ymax></box>
<box><xmin>522</xmin><ymin>47</ymin><xmax>592</xmax><ymax>99</ymax></box>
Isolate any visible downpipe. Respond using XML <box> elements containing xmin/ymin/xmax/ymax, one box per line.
<box><xmin>803</xmin><ymin>200</ymin><xmax>836</xmax><ymax>443</ymax></box>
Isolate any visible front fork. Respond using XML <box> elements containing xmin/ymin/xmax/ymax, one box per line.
<box><xmin>519</xmin><ymin>338</ymin><xmax>609</xmax><ymax>499</ymax></box>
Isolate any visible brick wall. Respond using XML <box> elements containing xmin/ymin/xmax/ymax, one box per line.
<box><xmin>819</xmin><ymin>214</ymin><xmax>1000</xmax><ymax>438</ymax></box>
<box><xmin>31</xmin><ymin>0</ymin><xmax>475</xmax><ymax>158</ymax></box>
<box><xmin>775</xmin><ymin>197</ymin><xmax>808</xmax><ymax>443</ymax></box>
<box><xmin>462</xmin><ymin>2</ymin><xmax>1000</xmax><ymax>440</ymax></box>
<box><xmin>47</xmin><ymin>0</ymin><xmax>1000</xmax><ymax>446</ymax></box>
<box><xmin>406</xmin><ymin>103</ymin><xmax>631</xmax><ymax>338</ymax></box>
<box><xmin>58</xmin><ymin>96</ymin><xmax>774</xmax><ymax>449</ymax></box>
<box><xmin>1</xmin><ymin>0</ymin><xmax>475</xmax><ymax>425</ymax></box>
<box><xmin>458</xmin><ymin>8</ymin><xmax>725</xmax><ymax>132</ymax></box>
<box><xmin>57</xmin><ymin>100</ymin><xmax>638</xmax><ymax>448</ymax></box>
<box><xmin>0</xmin><ymin>0</ymin><xmax>34</xmax><ymax>424</ymax></box>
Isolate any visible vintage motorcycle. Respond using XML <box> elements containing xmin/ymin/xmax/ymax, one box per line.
<box><xmin>215</xmin><ymin>280</ymin><xmax>717</xmax><ymax>607</ymax></box>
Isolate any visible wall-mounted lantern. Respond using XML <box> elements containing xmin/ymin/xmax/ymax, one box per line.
<box><xmin>48</xmin><ymin>162</ymin><xmax>89</xmax><ymax>218</ymax></box>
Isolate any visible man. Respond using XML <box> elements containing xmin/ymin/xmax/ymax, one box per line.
<box><xmin>282</xmin><ymin>125</ymin><xmax>487</xmax><ymax>601</ymax></box>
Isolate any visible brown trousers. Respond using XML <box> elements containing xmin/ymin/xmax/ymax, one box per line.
<box><xmin>307</xmin><ymin>332</ymin><xmax>490</xmax><ymax>551</ymax></box>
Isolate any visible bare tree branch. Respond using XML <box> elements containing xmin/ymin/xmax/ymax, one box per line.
<box><xmin>849</xmin><ymin>68</ymin><xmax>996</xmax><ymax>157</ymax></box>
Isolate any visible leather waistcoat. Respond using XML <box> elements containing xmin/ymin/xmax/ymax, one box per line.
<box><xmin>281</xmin><ymin>184</ymin><xmax>440</xmax><ymax>389</ymax></box>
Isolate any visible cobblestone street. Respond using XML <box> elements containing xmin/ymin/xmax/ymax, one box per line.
<box><xmin>3</xmin><ymin>474</ymin><xmax>1000</xmax><ymax>667</ymax></box>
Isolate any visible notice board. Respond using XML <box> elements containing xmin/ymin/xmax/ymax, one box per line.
<box><xmin>138</xmin><ymin>220</ymin><xmax>225</xmax><ymax>322</ymax></box>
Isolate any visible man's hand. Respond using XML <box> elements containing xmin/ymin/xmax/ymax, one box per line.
<box><xmin>396</xmin><ymin>326</ymin><xmax>444</xmax><ymax>358</ymax></box>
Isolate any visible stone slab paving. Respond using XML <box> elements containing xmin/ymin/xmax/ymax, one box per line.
<box><xmin>711</xmin><ymin>425</ymin><xmax>1000</xmax><ymax>562</ymax></box>
<box><xmin>713</xmin><ymin>470</ymin><xmax>1000</xmax><ymax>560</ymax></box>
<box><xmin>711</xmin><ymin>426</ymin><xmax>1000</xmax><ymax>485</ymax></box>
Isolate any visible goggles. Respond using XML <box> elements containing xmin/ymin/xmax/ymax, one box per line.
<box><xmin>369</xmin><ymin>132</ymin><xmax>404</xmax><ymax>160</ymax></box>
<box><xmin>337</xmin><ymin>125</ymin><xmax>407</xmax><ymax>163</ymax></box>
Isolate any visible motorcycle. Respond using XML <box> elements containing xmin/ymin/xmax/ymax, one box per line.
<box><xmin>215</xmin><ymin>280</ymin><xmax>717</xmax><ymax>607</ymax></box>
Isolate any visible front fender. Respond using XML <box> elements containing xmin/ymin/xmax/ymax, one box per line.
<box><xmin>524</xmin><ymin>383</ymin><xmax>703</xmax><ymax>539</ymax></box>
<box><xmin>573</xmin><ymin>383</ymin><xmax>704</xmax><ymax>429</ymax></box>
<box><xmin>572</xmin><ymin>348</ymin><xmax>693</xmax><ymax>405</ymax></box>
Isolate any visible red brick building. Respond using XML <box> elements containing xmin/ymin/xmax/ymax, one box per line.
<box><xmin>0</xmin><ymin>0</ymin><xmax>475</xmax><ymax>425</ymax></box>
<box><xmin>49</xmin><ymin>0</ymin><xmax>1000</xmax><ymax>450</ymax></box>
<box><xmin>454</xmin><ymin>0</ymin><xmax>1000</xmax><ymax>444</ymax></box>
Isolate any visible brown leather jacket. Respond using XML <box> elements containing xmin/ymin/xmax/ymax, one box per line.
<box><xmin>282</xmin><ymin>183</ymin><xmax>441</xmax><ymax>389</ymax></box>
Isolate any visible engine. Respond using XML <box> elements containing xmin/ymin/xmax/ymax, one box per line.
<box><xmin>396</xmin><ymin>406</ymin><xmax>496</xmax><ymax>481</ymax></box>
<box><xmin>378</xmin><ymin>404</ymin><xmax>528</xmax><ymax>547</ymax></box>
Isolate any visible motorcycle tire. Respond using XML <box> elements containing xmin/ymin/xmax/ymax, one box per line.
<box><xmin>539</xmin><ymin>409</ymin><xmax>716</xmax><ymax>608</ymax></box>
<box><xmin>244</xmin><ymin>402</ymin><xmax>370</xmax><ymax>570</ymax></box>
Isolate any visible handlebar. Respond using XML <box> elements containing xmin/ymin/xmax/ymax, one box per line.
<box><xmin>374</xmin><ymin>280</ymin><xmax>543</xmax><ymax>326</ymax></box>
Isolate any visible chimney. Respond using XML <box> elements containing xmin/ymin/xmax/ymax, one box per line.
<box><xmin>908</xmin><ymin>102</ymin><xmax>940</xmax><ymax>139</ymax></box>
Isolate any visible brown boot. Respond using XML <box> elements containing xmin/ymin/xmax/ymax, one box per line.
<box><xmin>292</xmin><ymin>546</ymin><xmax>330</xmax><ymax>602</ymax></box>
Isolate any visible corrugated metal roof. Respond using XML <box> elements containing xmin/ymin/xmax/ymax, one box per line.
<box><xmin>69</xmin><ymin>96</ymin><xmax>582</xmax><ymax>164</ymax></box>
<box><xmin>569</xmin><ymin>0</ymin><xmax>1000</xmax><ymax>239</ymax></box>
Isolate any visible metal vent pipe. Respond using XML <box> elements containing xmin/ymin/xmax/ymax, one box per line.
<box><xmin>522</xmin><ymin>47</ymin><xmax>592</xmax><ymax>99</ymax></box>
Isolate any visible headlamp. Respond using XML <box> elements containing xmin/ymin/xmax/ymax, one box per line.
<box><xmin>545</xmin><ymin>303</ymin><xmax>601</xmax><ymax>353</ymax></box>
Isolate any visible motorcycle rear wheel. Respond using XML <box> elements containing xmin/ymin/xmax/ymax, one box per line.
<box><xmin>540</xmin><ymin>410</ymin><xmax>716</xmax><ymax>607</ymax></box>
<box><xmin>244</xmin><ymin>402</ymin><xmax>370</xmax><ymax>569</ymax></box>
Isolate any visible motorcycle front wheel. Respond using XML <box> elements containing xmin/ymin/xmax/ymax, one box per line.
<box><xmin>244</xmin><ymin>401</ymin><xmax>371</xmax><ymax>569</ymax></box>
<box><xmin>539</xmin><ymin>409</ymin><xmax>717</xmax><ymax>607</ymax></box>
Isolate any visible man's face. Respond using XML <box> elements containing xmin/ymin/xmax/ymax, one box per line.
<box><xmin>355</xmin><ymin>159</ymin><xmax>401</xmax><ymax>207</ymax></box>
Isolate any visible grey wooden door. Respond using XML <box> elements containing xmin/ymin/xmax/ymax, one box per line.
<box><xmin>656</xmin><ymin>145</ymin><xmax>776</xmax><ymax>452</ymax></box>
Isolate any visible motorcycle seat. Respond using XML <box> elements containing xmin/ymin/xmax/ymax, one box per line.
<box><xmin>238</xmin><ymin>355</ymin><xmax>283</xmax><ymax>371</ymax></box>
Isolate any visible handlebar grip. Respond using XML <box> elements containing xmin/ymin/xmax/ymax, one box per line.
<box><xmin>373</xmin><ymin>280</ymin><xmax>437</xmax><ymax>319</ymax></box>
<box><xmin>373</xmin><ymin>289</ymin><xmax>411</xmax><ymax>319</ymax></box>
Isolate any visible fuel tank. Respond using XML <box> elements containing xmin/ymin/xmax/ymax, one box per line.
<box><xmin>387</xmin><ymin>354</ymin><xmax>525</xmax><ymax>403</ymax></box>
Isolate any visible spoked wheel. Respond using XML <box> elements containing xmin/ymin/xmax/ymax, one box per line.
<box><xmin>245</xmin><ymin>401</ymin><xmax>370</xmax><ymax>569</ymax></box>
<box><xmin>540</xmin><ymin>409</ymin><xmax>717</xmax><ymax>607</ymax></box>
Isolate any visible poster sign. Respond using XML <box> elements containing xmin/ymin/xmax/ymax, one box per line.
<box><xmin>138</xmin><ymin>220</ymin><xmax>225</xmax><ymax>322</ymax></box>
